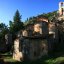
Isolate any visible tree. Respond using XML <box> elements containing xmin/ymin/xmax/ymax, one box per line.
<box><xmin>0</xmin><ymin>23</ymin><xmax>8</xmax><ymax>35</ymax></box>
<box><xmin>13</xmin><ymin>10</ymin><xmax>21</xmax><ymax>22</ymax></box>
<box><xmin>24</xmin><ymin>16</ymin><xmax>37</xmax><ymax>26</ymax></box>
<box><xmin>0</xmin><ymin>23</ymin><xmax>8</xmax><ymax>44</ymax></box>
<box><xmin>13</xmin><ymin>10</ymin><xmax>24</xmax><ymax>30</ymax></box>
<box><xmin>9</xmin><ymin>10</ymin><xmax>24</xmax><ymax>39</ymax></box>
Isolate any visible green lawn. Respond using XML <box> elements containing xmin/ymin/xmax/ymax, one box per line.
<box><xmin>3</xmin><ymin>56</ymin><xmax>64</xmax><ymax>64</ymax></box>
<box><xmin>1</xmin><ymin>53</ymin><xmax>64</xmax><ymax>64</ymax></box>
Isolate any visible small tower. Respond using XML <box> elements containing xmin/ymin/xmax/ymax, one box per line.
<box><xmin>58</xmin><ymin>2</ymin><xmax>64</xmax><ymax>20</ymax></box>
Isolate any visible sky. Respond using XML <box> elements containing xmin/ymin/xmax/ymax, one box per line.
<box><xmin>0</xmin><ymin>0</ymin><xmax>64</xmax><ymax>26</ymax></box>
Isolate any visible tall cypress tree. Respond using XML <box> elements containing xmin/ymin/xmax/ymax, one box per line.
<box><xmin>13</xmin><ymin>10</ymin><xmax>21</xmax><ymax>22</ymax></box>
<box><xmin>13</xmin><ymin>10</ymin><xmax>24</xmax><ymax>31</ymax></box>
<box><xmin>9</xmin><ymin>10</ymin><xmax>24</xmax><ymax>38</ymax></box>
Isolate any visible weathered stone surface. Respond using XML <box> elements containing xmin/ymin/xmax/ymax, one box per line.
<box><xmin>13</xmin><ymin>38</ymin><xmax>23</xmax><ymax>61</ymax></box>
<box><xmin>22</xmin><ymin>30</ymin><xmax>28</xmax><ymax>36</ymax></box>
<box><xmin>58</xmin><ymin>2</ymin><xmax>64</xmax><ymax>20</ymax></box>
<box><xmin>28</xmin><ymin>39</ymin><xmax>48</xmax><ymax>60</ymax></box>
<box><xmin>34</xmin><ymin>24</ymin><xmax>42</xmax><ymax>34</ymax></box>
<box><xmin>5</xmin><ymin>34</ymin><xmax>12</xmax><ymax>44</ymax></box>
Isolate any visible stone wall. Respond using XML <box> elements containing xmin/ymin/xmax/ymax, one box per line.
<box><xmin>28</xmin><ymin>38</ymin><xmax>48</xmax><ymax>60</ymax></box>
<box><xmin>13</xmin><ymin>36</ymin><xmax>48</xmax><ymax>61</ymax></box>
<box><xmin>5</xmin><ymin>34</ymin><xmax>12</xmax><ymax>51</ymax></box>
<box><xmin>13</xmin><ymin>38</ymin><xmax>23</xmax><ymax>61</ymax></box>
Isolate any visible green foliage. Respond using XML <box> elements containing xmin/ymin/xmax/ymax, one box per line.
<box><xmin>9</xmin><ymin>10</ymin><xmax>24</xmax><ymax>35</ymax></box>
<box><xmin>0</xmin><ymin>23</ymin><xmax>8</xmax><ymax>35</ymax></box>
<box><xmin>13</xmin><ymin>10</ymin><xmax>21</xmax><ymax>23</ymax></box>
<box><xmin>2</xmin><ymin>53</ymin><xmax>64</xmax><ymax>64</ymax></box>
<box><xmin>24</xmin><ymin>16</ymin><xmax>37</xmax><ymax>26</ymax></box>
<box><xmin>24</xmin><ymin>11</ymin><xmax>57</xmax><ymax>25</ymax></box>
<box><xmin>0</xmin><ymin>23</ymin><xmax>8</xmax><ymax>43</ymax></box>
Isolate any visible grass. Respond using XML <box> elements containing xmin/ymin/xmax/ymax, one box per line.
<box><xmin>1</xmin><ymin>53</ymin><xmax>64</xmax><ymax>64</ymax></box>
<box><xmin>45</xmin><ymin>57</ymin><xmax>64</xmax><ymax>64</ymax></box>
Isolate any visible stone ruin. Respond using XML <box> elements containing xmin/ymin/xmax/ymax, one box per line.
<box><xmin>0</xmin><ymin>33</ymin><xmax>12</xmax><ymax>52</ymax></box>
<box><xmin>12</xmin><ymin>19</ymin><xmax>64</xmax><ymax>61</ymax></box>
<box><xmin>13</xmin><ymin>22</ymin><xmax>48</xmax><ymax>61</ymax></box>
<box><xmin>4</xmin><ymin>33</ymin><xmax>12</xmax><ymax>52</ymax></box>
<box><xmin>58</xmin><ymin>2</ymin><xmax>64</xmax><ymax>20</ymax></box>
<box><xmin>13</xmin><ymin>38</ymin><xmax>23</xmax><ymax>61</ymax></box>
<box><xmin>5</xmin><ymin>34</ymin><xmax>12</xmax><ymax>45</ymax></box>
<box><xmin>12</xmin><ymin>2</ymin><xmax>64</xmax><ymax>61</ymax></box>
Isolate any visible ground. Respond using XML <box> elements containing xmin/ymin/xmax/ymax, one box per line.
<box><xmin>0</xmin><ymin>53</ymin><xmax>64</xmax><ymax>64</ymax></box>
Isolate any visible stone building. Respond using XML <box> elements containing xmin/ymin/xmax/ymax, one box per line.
<box><xmin>23</xmin><ymin>37</ymin><xmax>48</xmax><ymax>60</ymax></box>
<box><xmin>58</xmin><ymin>2</ymin><xmax>64</xmax><ymax>49</ymax></box>
<box><xmin>48</xmin><ymin>21</ymin><xmax>59</xmax><ymax>54</ymax></box>
<box><xmin>13</xmin><ymin>33</ymin><xmax>48</xmax><ymax>61</ymax></box>
<box><xmin>35</xmin><ymin>17</ymin><xmax>49</xmax><ymax>35</ymax></box>
<box><xmin>13</xmin><ymin>17</ymin><xmax>49</xmax><ymax>61</ymax></box>
<box><xmin>58</xmin><ymin>2</ymin><xmax>64</xmax><ymax>20</ymax></box>
<box><xmin>13</xmin><ymin>2</ymin><xmax>64</xmax><ymax>61</ymax></box>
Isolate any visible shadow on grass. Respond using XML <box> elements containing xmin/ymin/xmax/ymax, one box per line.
<box><xmin>1</xmin><ymin>54</ymin><xmax>64</xmax><ymax>64</ymax></box>
<box><xmin>3</xmin><ymin>56</ymin><xmax>51</xmax><ymax>64</ymax></box>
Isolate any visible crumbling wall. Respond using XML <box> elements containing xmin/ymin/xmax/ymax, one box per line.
<box><xmin>13</xmin><ymin>38</ymin><xmax>23</xmax><ymax>61</ymax></box>
<box><xmin>28</xmin><ymin>38</ymin><xmax>48</xmax><ymax>60</ymax></box>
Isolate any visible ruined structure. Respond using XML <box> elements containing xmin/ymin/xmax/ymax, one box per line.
<box><xmin>48</xmin><ymin>2</ymin><xmax>64</xmax><ymax>54</ymax></box>
<box><xmin>13</xmin><ymin>17</ymin><xmax>48</xmax><ymax>61</ymax></box>
<box><xmin>5</xmin><ymin>34</ymin><xmax>12</xmax><ymax>51</ymax></box>
<box><xmin>13</xmin><ymin>2</ymin><xmax>64</xmax><ymax>61</ymax></box>
<box><xmin>13</xmin><ymin>34</ymin><xmax>48</xmax><ymax>61</ymax></box>
<box><xmin>35</xmin><ymin>17</ymin><xmax>49</xmax><ymax>35</ymax></box>
<box><xmin>13</xmin><ymin>38</ymin><xmax>23</xmax><ymax>61</ymax></box>
<box><xmin>58</xmin><ymin>2</ymin><xmax>64</xmax><ymax>20</ymax></box>
<box><xmin>5</xmin><ymin>34</ymin><xmax>12</xmax><ymax>45</ymax></box>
